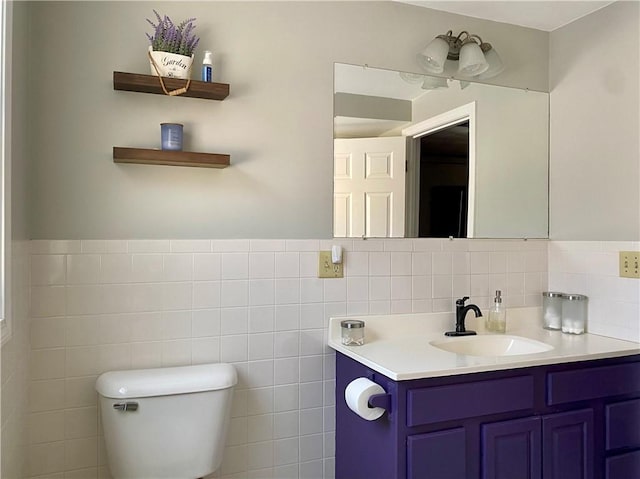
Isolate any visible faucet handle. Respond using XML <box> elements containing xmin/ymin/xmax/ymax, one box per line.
<box><xmin>456</xmin><ymin>296</ymin><xmax>470</xmax><ymax>306</ymax></box>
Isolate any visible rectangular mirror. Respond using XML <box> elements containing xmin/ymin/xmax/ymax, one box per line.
<box><xmin>333</xmin><ymin>63</ymin><xmax>549</xmax><ymax>239</ymax></box>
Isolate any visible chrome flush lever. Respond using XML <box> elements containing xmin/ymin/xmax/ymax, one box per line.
<box><xmin>113</xmin><ymin>401</ymin><xmax>139</xmax><ymax>412</ymax></box>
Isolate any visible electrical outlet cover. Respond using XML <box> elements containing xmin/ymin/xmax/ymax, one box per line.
<box><xmin>619</xmin><ymin>251</ymin><xmax>640</xmax><ymax>279</ymax></box>
<box><xmin>318</xmin><ymin>251</ymin><xmax>344</xmax><ymax>278</ymax></box>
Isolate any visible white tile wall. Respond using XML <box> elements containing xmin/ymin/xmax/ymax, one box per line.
<box><xmin>26</xmin><ymin>238</ymin><xmax>549</xmax><ymax>479</ymax></box>
<box><xmin>548</xmin><ymin>241</ymin><xmax>640</xmax><ymax>342</ymax></box>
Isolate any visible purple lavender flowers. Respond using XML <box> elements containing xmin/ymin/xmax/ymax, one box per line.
<box><xmin>146</xmin><ymin>10</ymin><xmax>200</xmax><ymax>57</ymax></box>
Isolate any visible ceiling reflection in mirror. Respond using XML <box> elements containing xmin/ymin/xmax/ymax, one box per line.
<box><xmin>333</xmin><ymin>63</ymin><xmax>549</xmax><ymax>239</ymax></box>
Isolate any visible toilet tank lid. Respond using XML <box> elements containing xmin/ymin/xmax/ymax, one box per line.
<box><xmin>95</xmin><ymin>363</ymin><xmax>237</xmax><ymax>399</ymax></box>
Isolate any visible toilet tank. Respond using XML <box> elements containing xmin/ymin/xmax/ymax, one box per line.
<box><xmin>96</xmin><ymin>363</ymin><xmax>237</xmax><ymax>479</ymax></box>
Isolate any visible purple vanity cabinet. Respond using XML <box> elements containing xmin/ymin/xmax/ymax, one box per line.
<box><xmin>604</xmin><ymin>398</ymin><xmax>640</xmax><ymax>479</ymax></box>
<box><xmin>542</xmin><ymin>409</ymin><xmax>594</xmax><ymax>479</ymax></box>
<box><xmin>481</xmin><ymin>409</ymin><xmax>594</xmax><ymax>479</ymax></box>
<box><xmin>482</xmin><ymin>416</ymin><xmax>542</xmax><ymax>479</ymax></box>
<box><xmin>335</xmin><ymin>353</ymin><xmax>640</xmax><ymax>479</ymax></box>
<box><xmin>335</xmin><ymin>349</ymin><xmax>403</xmax><ymax>479</ymax></box>
<box><xmin>408</xmin><ymin>428</ymin><xmax>466</xmax><ymax>479</ymax></box>
<box><xmin>605</xmin><ymin>451</ymin><xmax>640</xmax><ymax>479</ymax></box>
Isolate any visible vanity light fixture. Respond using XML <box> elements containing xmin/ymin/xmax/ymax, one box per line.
<box><xmin>417</xmin><ymin>30</ymin><xmax>504</xmax><ymax>79</ymax></box>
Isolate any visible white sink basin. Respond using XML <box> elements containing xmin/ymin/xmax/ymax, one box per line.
<box><xmin>430</xmin><ymin>335</ymin><xmax>554</xmax><ymax>357</ymax></box>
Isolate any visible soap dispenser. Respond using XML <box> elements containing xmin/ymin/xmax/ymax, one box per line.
<box><xmin>486</xmin><ymin>290</ymin><xmax>506</xmax><ymax>333</ymax></box>
<box><xmin>202</xmin><ymin>50</ymin><xmax>213</xmax><ymax>82</ymax></box>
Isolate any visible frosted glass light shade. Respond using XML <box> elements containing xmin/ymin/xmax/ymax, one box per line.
<box><xmin>399</xmin><ymin>72</ymin><xmax>425</xmax><ymax>84</ymax></box>
<box><xmin>477</xmin><ymin>48</ymin><xmax>505</xmax><ymax>79</ymax></box>
<box><xmin>417</xmin><ymin>37</ymin><xmax>449</xmax><ymax>74</ymax></box>
<box><xmin>458</xmin><ymin>41</ymin><xmax>489</xmax><ymax>76</ymax></box>
<box><xmin>421</xmin><ymin>76</ymin><xmax>448</xmax><ymax>90</ymax></box>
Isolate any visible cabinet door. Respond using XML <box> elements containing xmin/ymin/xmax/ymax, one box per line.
<box><xmin>606</xmin><ymin>398</ymin><xmax>640</xmax><ymax>450</ymax></box>
<box><xmin>482</xmin><ymin>416</ymin><xmax>542</xmax><ymax>479</ymax></box>
<box><xmin>407</xmin><ymin>428</ymin><xmax>466</xmax><ymax>479</ymax></box>
<box><xmin>605</xmin><ymin>450</ymin><xmax>640</xmax><ymax>479</ymax></box>
<box><xmin>542</xmin><ymin>409</ymin><xmax>594</xmax><ymax>479</ymax></box>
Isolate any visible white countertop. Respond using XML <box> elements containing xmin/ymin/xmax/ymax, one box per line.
<box><xmin>328</xmin><ymin>308</ymin><xmax>640</xmax><ymax>381</ymax></box>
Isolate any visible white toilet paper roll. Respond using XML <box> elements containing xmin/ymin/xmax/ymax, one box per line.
<box><xmin>344</xmin><ymin>377</ymin><xmax>386</xmax><ymax>421</ymax></box>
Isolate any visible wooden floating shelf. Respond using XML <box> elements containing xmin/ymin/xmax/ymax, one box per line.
<box><xmin>113</xmin><ymin>147</ymin><xmax>230</xmax><ymax>169</ymax></box>
<box><xmin>113</xmin><ymin>71</ymin><xmax>229</xmax><ymax>100</ymax></box>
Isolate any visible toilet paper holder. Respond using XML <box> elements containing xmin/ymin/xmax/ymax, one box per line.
<box><xmin>368</xmin><ymin>393</ymin><xmax>391</xmax><ymax>411</ymax></box>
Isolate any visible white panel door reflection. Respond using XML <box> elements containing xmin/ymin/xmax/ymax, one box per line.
<box><xmin>334</xmin><ymin>137</ymin><xmax>406</xmax><ymax>237</ymax></box>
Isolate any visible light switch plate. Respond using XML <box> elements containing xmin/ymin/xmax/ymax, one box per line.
<box><xmin>318</xmin><ymin>251</ymin><xmax>344</xmax><ymax>278</ymax></box>
<box><xmin>619</xmin><ymin>251</ymin><xmax>640</xmax><ymax>278</ymax></box>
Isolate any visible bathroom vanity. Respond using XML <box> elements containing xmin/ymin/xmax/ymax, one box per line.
<box><xmin>329</xmin><ymin>310</ymin><xmax>640</xmax><ymax>479</ymax></box>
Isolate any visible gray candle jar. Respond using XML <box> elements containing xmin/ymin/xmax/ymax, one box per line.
<box><xmin>341</xmin><ymin>320</ymin><xmax>365</xmax><ymax>346</ymax></box>
<box><xmin>542</xmin><ymin>292</ymin><xmax>564</xmax><ymax>330</ymax></box>
<box><xmin>561</xmin><ymin>294</ymin><xmax>588</xmax><ymax>335</ymax></box>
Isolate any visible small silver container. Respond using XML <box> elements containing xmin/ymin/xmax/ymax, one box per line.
<box><xmin>562</xmin><ymin>294</ymin><xmax>587</xmax><ymax>335</ymax></box>
<box><xmin>341</xmin><ymin>320</ymin><xmax>365</xmax><ymax>346</ymax></box>
<box><xmin>542</xmin><ymin>292</ymin><xmax>564</xmax><ymax>330</ymax></box>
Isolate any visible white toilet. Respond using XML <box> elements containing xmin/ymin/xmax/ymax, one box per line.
<box><xmin>96</xmin><ymin>363</ymin><xmax>237</xmax><ymax>479</ymax></box>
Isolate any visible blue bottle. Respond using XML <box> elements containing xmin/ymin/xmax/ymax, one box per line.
<box><xmin>202</xmin><ymin>50</ymin><xmax>213</xmax><ymax>82</ymax></box>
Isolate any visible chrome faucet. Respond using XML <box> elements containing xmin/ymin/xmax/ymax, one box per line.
<box><xmin>445</xmin><ymin>296</ymin><xmax>482</xmax><ymax>336</ymax></box>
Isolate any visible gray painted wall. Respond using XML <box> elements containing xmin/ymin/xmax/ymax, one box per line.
<box><xmin>411</xmin><ymin>82</ymin><xmax>549</xmax><ymax>239</ymax></box>
<box><xmin>11</xmin><ymin>1</ymin><xmax>28</xmax><ymax>242</ymax></box>
<box><xmin>26</xmin><ymin>1</ymin><xmax>549</xmax><ymax>239</ymax></box>
<box><xmin>549</xmin><ymin>1</ymin><xmax>640</xmax><ymax>240</ymax></box>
